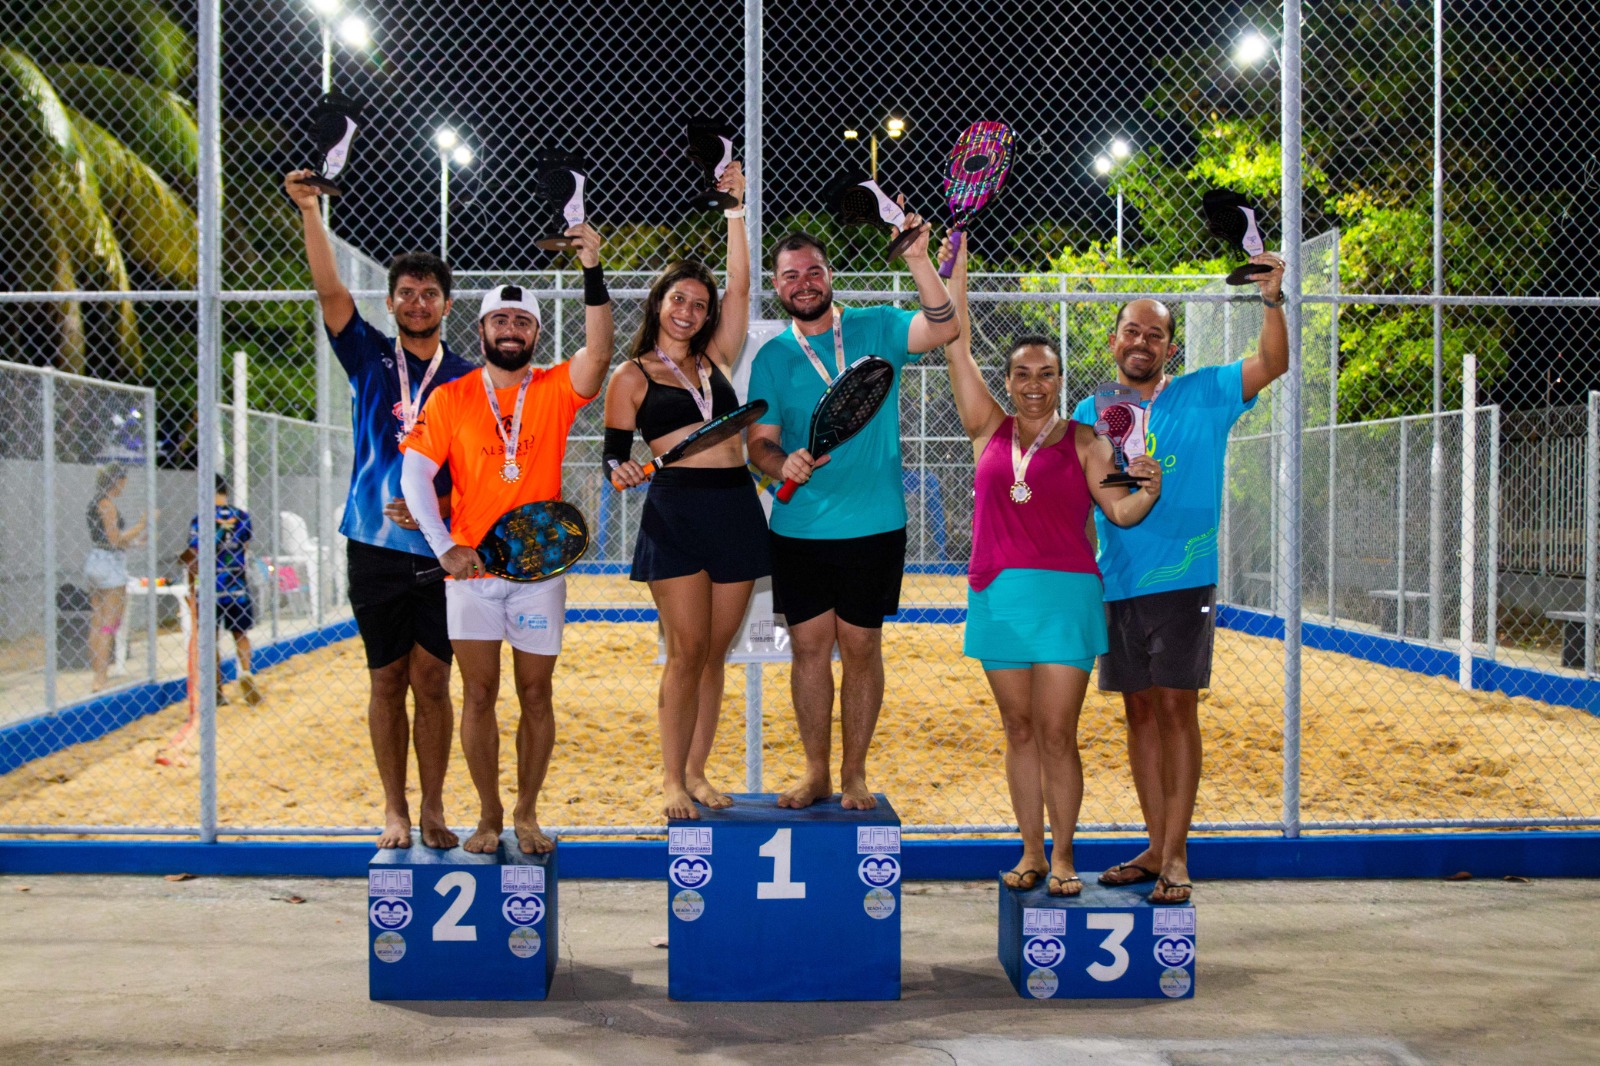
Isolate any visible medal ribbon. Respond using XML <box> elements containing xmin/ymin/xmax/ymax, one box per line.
<box><xmin>791</xmin><ymin>307</ymin><xmax>844</xmax><ymax>386</ymax></box>
<box><xmin>481</xmin><ymin>366</ymin><xmax>533</xmax><ymax>479</ymax></box>
<box><xmin>1011</xmin><ymin>413</ymin><xmax>1060</xmax><ymax>491</ymax></box>
<box><xmin>394</xmin><ymin>338</ymin><xmax>445</xmax><ymax>439</ymax></box>
<box><xmin>653</xmin><ymin>347</ymin><xmax>713</xmax><ymax>422</ymax></box>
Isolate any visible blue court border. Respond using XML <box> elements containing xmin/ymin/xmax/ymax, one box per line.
<box><xmin>2</xmin><ymin>832</ymin><xmax>1596</xmax><ymax>880</ymax></box>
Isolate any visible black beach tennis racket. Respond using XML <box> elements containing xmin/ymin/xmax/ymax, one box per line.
<box><xmin>776</xmin><ymin>356</ymin><xmax>895</xmax><ymax>504</ymax></box>
<box><xmin>938</xmin><ymin>121</ymin><xmax>1015</xmax><ymax>279</ymax></box>
<box><xmin>476</xmin><ymin>500</ymin><xmax>589</xmax><ymax>582</ymax></box>
<box><xmin>1201</xmin><ymin>188</ymin><xmax>1272</xmax><ymax>284</ymax></box>
<box><xmin>608</xmin><ymin>399</ymin><xmax>768</xmax><ymax>491</ymax></box>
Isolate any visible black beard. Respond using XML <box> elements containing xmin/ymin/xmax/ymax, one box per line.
<box><xmin>484</xmin><ymin>343</ymin><xmax>535</xmax><ymax>371</ymax></box>
<box><xmin>1119</xmin><ymin>355</ymin><xmax>1162</xmax><ymax>384</ymax></box>
<box><xmin>781</xmin><ymin>290</ymin><xmax>834</xmax><ymax>322</ymax></box>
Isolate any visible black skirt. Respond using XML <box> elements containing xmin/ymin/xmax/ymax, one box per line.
<box><xmin>630</xmin><ymin>466</ymin><xmax>773</xmax><ymax>583</ymax></box>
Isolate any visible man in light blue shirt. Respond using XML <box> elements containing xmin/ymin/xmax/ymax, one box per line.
<box><xmin>747</xmin><ymin>224</ymin><xmax>959</xmax><ymax>811</ymax></box>
<box><xmin>1072</xmin><ymin>253</ymin><xmax>1287</xmax><ymax>904</ymax></box>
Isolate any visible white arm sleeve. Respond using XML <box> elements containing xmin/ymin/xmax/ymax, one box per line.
<box><xmin>399</xmin><ymin>450</ymin><xmax>457</xmax><ymax>559</ymax></box>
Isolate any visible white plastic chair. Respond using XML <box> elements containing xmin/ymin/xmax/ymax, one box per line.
<box><xmin>274</xmin><ymin>511</ymin><xmax>320</xmax><ymax>619</ymax></box>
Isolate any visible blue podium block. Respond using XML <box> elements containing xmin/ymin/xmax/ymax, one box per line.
<box><xmin>368</xmin><ymin>832</ymin><xmax>558</xmax><ymax>1001</ymax></box>
<box><xmin>667</xmin><ymin>794</ymin><xmax>902</xmax><ymax>1001</ymax></box>
<box><xmin>997</xmin><ymin>876</ymin><xmax>1195</xmax><ymax>999</ymax></box>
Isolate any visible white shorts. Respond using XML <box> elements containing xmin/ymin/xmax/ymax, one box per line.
<box><xmin>445</xmin><ymin>575</ymin><xmax>566</xmax><ymax>655</ymax></box>
<box><xmin>84</xmin><ymin>548</ymin><xmax>128</xmax><ymax>591</ymax></box>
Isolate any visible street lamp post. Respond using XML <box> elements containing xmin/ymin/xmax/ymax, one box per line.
<box><xmin>1093</xmin><ymin>137</ymin><xmax>1134</xmax><ymax>258</ymax></box>
<box><xmin>307</xmin><ymin>1</ymin><xmax>370</xmax><ymax>224</ymax></box>
<box><xmin>435</xmin><ymin>129</ymin><xmax>473</xmax><ymax>262</ymax></box>
<box><xmin>843</xmin><ymin>116</ymin><xmax>906</xmax><ymax>182</ymax></box>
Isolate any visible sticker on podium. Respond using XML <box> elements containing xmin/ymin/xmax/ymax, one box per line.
<box><xmin>997</xmin><ymin>877</ymin><xmax>1195</xmax><ymax>999</ymax></box>
<box><xmin>667</xmin><ymin>794</ymin><xmax>902</xmax><ymax>1001</ymax></box>
<box><xmin>367</xmin><ymin>830</ymin><xmax>558</xmax><ymax>1001</ymax></box>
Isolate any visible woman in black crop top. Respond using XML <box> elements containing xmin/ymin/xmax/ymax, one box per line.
<box><xmin>602</xmin><ymin>161</ymin><xmax>772</xmax><ymax>822</ymax></box>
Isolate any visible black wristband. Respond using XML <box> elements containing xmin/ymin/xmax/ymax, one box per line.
<box><xmin>602</xmin><ymin>425</ymin><xmax>633</xmax><ymax>475</ymax></box>
<box><xmin>584</xmin><ymin>264</ymin><xmax>609</xmax><ymax>306</ymax></box>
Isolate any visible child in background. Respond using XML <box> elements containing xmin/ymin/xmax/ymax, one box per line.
<box><xmin>182</xmin><ymin>476</ymin><xmax>262</xmax><ymax>706</ymax></box>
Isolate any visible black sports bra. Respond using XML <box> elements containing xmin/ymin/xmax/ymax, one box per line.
<box><xmin>635</xmin><ymin>356</ymin><xmax>740</xmax><ymax>442</ymax></box>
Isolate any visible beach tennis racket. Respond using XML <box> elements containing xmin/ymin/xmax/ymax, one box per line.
<box><xmin>938</xmin><ymin>121</ymin><xmax>1015</xmax><ymax>278</ymax></box>
<box><xmin>1201</xmin><ymin>188</ymin><xmax>1272</xmax><ymax>284</ymax></box>
<box><xmin>476</xmin><ymin>500</ymin><xmax>589</xmax><ymax>582</ymax></box>
<box><xmin>776</xmin><ymin>356</ymin><xmax>895</xmax><ymax>504</ymax></box>
<box><xmin>608</xmin><ymin>400</ymin><xmax>768</xmax><ymax>491</ymax></box>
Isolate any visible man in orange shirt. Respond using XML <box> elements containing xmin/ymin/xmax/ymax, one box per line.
<box><xmin>400</xmin><ymin>223</ymin><xmax>613</xmax><ymax>854</ymax></box>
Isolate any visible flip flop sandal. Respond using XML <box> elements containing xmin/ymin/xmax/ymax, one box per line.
<box><xmin>1002</xmin><ymin>867</ymin><xmax>1049</xmax><ymax>891</ymax></box>
<box><xmin>1149</xmin><ymin>876</ymin><xmax>1194</xmax><ymax>904</ymax></box>
<box><xmin>1098</xmin><ymin>861</ymin><xmax>1159</xmax><ymax>886</ymax></box>
<box><xmin>1047</xmin><ymin>874</ymin><xmax>1084</xmax><ymax>897</ymax></box>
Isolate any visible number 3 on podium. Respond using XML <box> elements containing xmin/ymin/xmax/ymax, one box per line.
<box><xmin>756</xmin><ymin>828</ymin><xmax>806</xmax><ymax>900</ymax></box>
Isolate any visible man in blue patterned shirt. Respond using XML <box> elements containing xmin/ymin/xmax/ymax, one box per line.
<box><xmin>287</xmin><ymin>170</ymin><xmax>475</xmax><ymax>850</ymax></box>
<box><xmin>186</xmin><ymin>477</ymin><xmax>258</xmax><ymax>706</ymax></box>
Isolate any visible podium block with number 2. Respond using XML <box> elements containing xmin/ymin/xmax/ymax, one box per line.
<box><xmin>368</xmin><ymin>832</ymin><xmax>558</xmax><ymax>1001</ymax></box>
<box><xmin>998</xmin><ymin>877</ymin><xmax>1195</xmax><ymax>999</ymax></box>
<box><xmin>667</xmin><ymin>795</ymin><xmax>902</xmax><ymax>1001</ymax></box>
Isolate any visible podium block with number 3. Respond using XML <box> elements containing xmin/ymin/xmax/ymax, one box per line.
<box><xmin>998</xmin><ymin>877</ymin><xmax>1195</xmax><ymax>999</ymax></box>
<box><xmin>667</xmin><ymin>795</ymin><xmax>902</xmax><ymax>1001</ymax></box>
<box><xmin>368</xmin><ymin>833</ymin><xmax>558</xmax><ymax>1001</ymax></box>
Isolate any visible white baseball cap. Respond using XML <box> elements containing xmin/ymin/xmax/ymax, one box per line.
<box><xmin>479</xmin><ymin>283</ymin><xmax>542</xmax><ymax>327</ymax></box>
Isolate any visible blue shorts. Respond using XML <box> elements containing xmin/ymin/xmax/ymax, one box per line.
<box><xmin>217</xmin><ymin>596</ymin><xmax>254</xmax><ymax>635</ymax></box>
<box><xmin>964</xmin><ymin>568</ymin><xmax>1107</xmax><ymax>667</ymax></box>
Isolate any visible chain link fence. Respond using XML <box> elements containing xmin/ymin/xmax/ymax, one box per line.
<box><xmin>4</xmin><ymin>0</ymin><xmax>1600</xmax><ymax>839</ymax></box>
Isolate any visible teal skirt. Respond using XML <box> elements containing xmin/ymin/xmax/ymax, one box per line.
<box><xmin>964</xmin><ymin>569</ymin><xmax>1108</xmax><ymax>665</ymax></box>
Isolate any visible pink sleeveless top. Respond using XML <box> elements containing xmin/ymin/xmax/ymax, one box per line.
<box><xmin>968</xmin><ymin>417</ymin><xmax>1100</xmax><ymax>591</ymax></box>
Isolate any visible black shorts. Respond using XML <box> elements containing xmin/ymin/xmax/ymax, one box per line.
<box><xmin>1098</xmin><ymin>584</ymin><xmax>1217</xmax><ymax>693</ymax></box>
<box><xmin>347</xmin><ymin>540</ymin><xmax>452</xmax><ymax>670</ymax></box>
<box><xmin>218</xmin><ymin>596</ymin><xmax>254</xmax><ymax>635</ymax></box>
<box><xmin>631</xmin><ymin>466</ymin><xmax>772</xmax><ymax>584</ymax></box>
<box><xmin>769</xmin><ymin>527</ymin><xmax>906</xmax><ymax>629</ymax></box>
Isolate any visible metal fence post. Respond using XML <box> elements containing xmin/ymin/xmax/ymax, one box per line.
<box><xmin>1397</xmin><ymin>419</ymin><xmax>1410</xmax><ymax>638</ymax></box>
<box><xmin>744</xmin><ymin>0</ymin><xmax>764</xmax><ymax>323</ymax></box>
<box><xmin>744</xmin><ymin>662</ymin><xmax>763</xmax><ymax>793</ymax></box>
<box><xmin>1278</xmin><ymin>0</ymin><xmax>1304</xmax><ymax>839</ymax></box>
<box><xmin>269</xmin><ymin>418</ymin><xmax>281</xmax><ymax>642</ymax></box>
<box><xmin>42</xmin><ymin>371</ymin><xmax>57</xmax><ymax>713</ymax></box>
<box><xmin>197</xmin><ymin>0</ymin><xmax>222</xmax><ymax>844</ymax></box>
<box><xmin>145</xmin><ymin>387</ymin><xmax>159</xmax><ymax>682</ymax></box>
<box><xmin>1327</xmin><ymin>231</ymin><xmax>1340</xmax><ymax>623</ymax></box>
<box><xmin>1459</xmin><ymin>354</ymin><xmax>1477</xmax><ymax>688</ymax></box>
<box><xmin>1487</xmin><ymin>405</ymin><xmax>1500</xmax><ymax>661</ymax></box>
<box><xmin>1427</xmin><ymin>0</ymin><xmax>1447</xmax><ymax>645</ymax></box>
<box><xmin>1586</xmin><ymin>391</ymin><xmax>1598</xmax><ymax>677</ymax></box>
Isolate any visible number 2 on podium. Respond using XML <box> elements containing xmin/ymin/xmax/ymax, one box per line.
<box><xmin>757</xmin><ymin>828</ymin><xmax>807</xmax><ymax>899</ymax></box>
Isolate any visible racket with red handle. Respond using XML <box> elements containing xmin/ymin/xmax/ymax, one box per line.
<box><xmin>608</xmin><ymin>400</ymin><xmax>768</xmax><ymax>491</ymax></box>
<box><xmin>777</xmin><ymin>356</ymin><xmax>895</xmax><ymax>504</ymax></box>
<box><xmin>939</xmin><ymin>121</ymin><xmax>1016</xmax><ymax>278</ymax></box>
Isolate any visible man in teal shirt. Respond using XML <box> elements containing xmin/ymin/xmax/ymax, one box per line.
<box><xmin>1072</xmin><ymin>253</ymin><xmax>1286</xmax><ymax>904</ymax></box>
<box><xmin>747</xmin><ymin>222</ymin><xmax>959</xmax><ymax>810</ymax></box>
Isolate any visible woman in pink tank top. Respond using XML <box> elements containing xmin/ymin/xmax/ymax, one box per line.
<box><xmin>940</xmin><ymin>237</ymin><xmax>1163</xmax><ymax>897</ymax></box>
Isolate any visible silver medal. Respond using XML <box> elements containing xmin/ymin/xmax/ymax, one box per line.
<box><xmin>1009</xmin><ymin>481</ymin><xmax>1032</xmax><ymax>504</ymax></box>
<box><xmin>502</xmin><ymin>461</ymin><xmax>521</xmax><ymax>483</ymax></box>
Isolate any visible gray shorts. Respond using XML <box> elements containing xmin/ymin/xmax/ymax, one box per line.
<box><xmin>1097</xmin><ymin>585</ymin><xmax>1217</xmax><ymax>693</ymax></box>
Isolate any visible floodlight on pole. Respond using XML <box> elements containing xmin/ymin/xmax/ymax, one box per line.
<box><xmin>308</xmin><ymin>0</ymin><xmax>340</xmax><ymax>17</ymax></box>
<box><xmin>846</xmin><ymin>116</ymin><xmax>910</xmax><ymax>181</ymax></box>
<box><xmin>1110</xmin><ymin>138</ymin><xmax>1131</xmax><ymax>160</ymax></box>
<box><xmin>1234</xmin><ymin>30</ymin><xmax>1271</xmax><ymax>66</ymax></box>
<box><xmin>336</xmin><ymin>15</ymin><xmax>369</xmax><ymax>49</ymax></box>
<box><xmin>1094</xmin><ymin>155</ymin><xmax>1113</xmax><ymax>176</ymax></box>
<box><xmin>437</xmin><ymin>130</ymin><xmax>473</xmax><ymax>261</ymax></box>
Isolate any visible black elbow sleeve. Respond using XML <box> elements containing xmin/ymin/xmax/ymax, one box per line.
<box><xmin>602</xmin><ymin>426</ymin><xmax>634</xmax><ymax>475</ymax></box>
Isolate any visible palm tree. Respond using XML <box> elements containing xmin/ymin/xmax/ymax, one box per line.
<box><xmin>2</xmin><ymin>0</ymin><xmax>199</xmax><ymax>377</ymax></box>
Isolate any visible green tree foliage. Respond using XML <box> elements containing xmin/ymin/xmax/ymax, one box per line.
<box><xmin>1077</xmin><ymin>0</ymin><xmax>1562</xmax><ymax>421</ymax></box>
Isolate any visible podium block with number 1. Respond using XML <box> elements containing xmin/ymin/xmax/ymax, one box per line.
<box><xmin>667</xmin><ymin>795</ymin><xmax>902</xmax><ymax>1001</ymax></box>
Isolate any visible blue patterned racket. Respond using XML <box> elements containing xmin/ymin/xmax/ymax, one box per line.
<box><xmin>477</xmin><ymin>500</ymin><xmax>589</xmax><ymax>582</ymax></box>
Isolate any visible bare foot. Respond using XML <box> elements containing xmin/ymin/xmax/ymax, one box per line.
<box><xmin>686</xmin><ymin>776</ymin><xmax>733</xmax><ymax>810</ymax></box>
<box><xmin>462</xmin><ymin>820</ymin><xmax>502</xmax><ymax>854</ymax></box>
<box><xmin>514</xmin><ymin>819</ymin><xmax>555</xmax><ymax>854</ymax></box>
<box><xmin>376</xmin><ymin>813</ymin><xmax>413</xmax><ymax>849</ymax></box>
<box><xmin>776</xmin><ymin>772</ymin><xmax>831</xmax><ymax>809</ymax></box>
<box><xmin>418</xmin><ymin>811</ymin><xmax>458</xmax><ymax>850</ymax></box>
<box><xmin>839</xmin><ymin>780</ymin><xmax>877</xmax><ymax>810</ymax></box>
<box><xmin>663</xmin><ymin>785</ymin><xmax>699</xmax><ymax>821</ymax></box>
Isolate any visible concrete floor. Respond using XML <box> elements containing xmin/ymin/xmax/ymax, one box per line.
<box><xmin>0</xmin><ymin>874</ymin><xmax>1595</xmax><ymax>1065</ymax></box>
